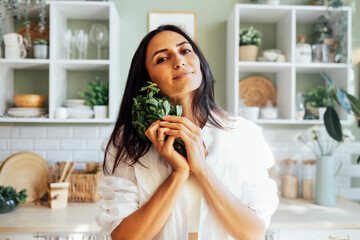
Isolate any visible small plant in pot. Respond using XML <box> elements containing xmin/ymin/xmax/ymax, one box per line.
<box><xmin>239</xmin><ymin>26</ymin><xmax>262</xmax><ymax>61</ymax></box>
<box><xmin>303</xmin><ymin>85</ymin><xmax>335</xmax><ymax>120</ymax></box>
<box><xmin>33</xmin><ymin>38</ymin><xmax>49</xmax><ymax>59</ymax></box>
<box><xmin>0</xmin><ymin>185</ymin><xmax>27</xmax><ymax>214</ymax></box>
<box><xmin>78</xmin><ymin>76</ymin><xmax>109</xmax><ymax>119</ymax></box>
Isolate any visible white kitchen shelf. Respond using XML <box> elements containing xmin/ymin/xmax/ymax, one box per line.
<box><xmin>238</xmin><ymin>61</ymin><xmax>291</xmax><ymax>72</ymax></box>
<box><xmin>0</xmin><ymin>117</ymin><xmax>114</xmax><ymax>123</ymax></box>
<box><xmin>226</xmin><ymin>4</ymin><xmax>352</xmax><ymax>124</ymax></box>
<box><xmin>0</xmin><ymin>59</ymin><xmax>50</xmax><ymax>69</ymax></box>
<box><xmin>0</xmin><ymin>1</ymin><xmax>121</xmax><ymax>123</ymax></box>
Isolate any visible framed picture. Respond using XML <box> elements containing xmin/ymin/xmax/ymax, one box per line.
<box><xmin>148</xmin><ymin>11</ymin><xmax>196</xmax><ymax>41</ymax></box>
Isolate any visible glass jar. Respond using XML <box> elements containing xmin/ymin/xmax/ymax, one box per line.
<box><xmin>295</xmin><ymin>91</ymin><xmax>305</xmax><ymax>120</ymax></box>
<box><xmin>282</xmin><ymin>159</ymin><xmax>298</xmax><ymax>198</ymax></box>
<box><xmin>302</xmin><ymin>160</ymin><xmax>316</xmax><ymax>199</ymax></box>
<box><xmin>296</xmin><ymin>36</ymin><xmax>312</xmax><ymax>63</ymax></box>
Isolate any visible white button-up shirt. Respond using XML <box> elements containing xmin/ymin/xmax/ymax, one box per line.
<box><xmin>96</xmin><ymin>117</ymin><xmax>279</xmax><ymax>240</ymax></box>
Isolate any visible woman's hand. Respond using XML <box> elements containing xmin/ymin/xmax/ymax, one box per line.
<box><xmin>145</xmin><ymin>120</ymin><xmax>190</xmax><ymax>177</ymax></box>
<box><xmin>159</xmin><ymin>116</ymin><xmax>208</xmax><ymax>175</ymax></box>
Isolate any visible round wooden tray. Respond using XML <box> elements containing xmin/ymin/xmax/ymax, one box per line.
<box><xmin>0</xmin><ymin>152</ymin><xmax>49</xmax><ymax>203</ymax></box>
<box><xmin>239</xmin><ymin>76</ymin><xmax>277</xmax><ymax>107</ymax></box>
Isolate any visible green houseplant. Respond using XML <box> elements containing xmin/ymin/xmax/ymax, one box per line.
<box><xmin>0</xmin><ymin>186</ymin><xmax>27</xmax><ymax>213</ymax></box>
<box><xmin>239</xmin><ymin>26</ymin><xmax>262</xmax><ymax>61</ymax></box>
<box><xmin>319</xmin><ymin>72</ymin><xmax>360</xmax><ymax>142</ymax></box>
<box><xmin>303</xmin><ymin>85</ymin><xmax>336</xmax><ymax>119</ymax></box>
<box><xmin>78</xmin><ymin>76</ymin><xmax>109</xmax><ymax>119</ymax></box>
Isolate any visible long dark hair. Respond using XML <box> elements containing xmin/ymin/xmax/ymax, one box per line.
<box><xmin>103</xmin><ymin>24</ymin><xmax>230</xmax><ymax>175</ymax></box>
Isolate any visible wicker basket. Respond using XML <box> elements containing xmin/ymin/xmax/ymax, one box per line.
<box><xmin>56</xmin><ymin>162</ymin><xmax>101</xmax><ymax>202</ymax></box>
<box><xmin>68</xmin><ymin>171</ymin><xmax>101</xmax><ymax>202</ymax></box>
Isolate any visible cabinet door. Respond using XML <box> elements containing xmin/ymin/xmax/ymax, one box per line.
<box><xmin>0</xmin><ymin>234</ymin><xmax>36</xmax><ymax>240</ymax></box>
<box><xmin>278</xmin><ymin>229</ymin><xmax>360</xmax><ymax>240</ymax></box>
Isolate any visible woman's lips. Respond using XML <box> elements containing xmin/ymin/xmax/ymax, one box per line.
<box><xmin>173</xmin><ymin>71</ymin><xmax>192</xmax><ymax>80</ymax></box>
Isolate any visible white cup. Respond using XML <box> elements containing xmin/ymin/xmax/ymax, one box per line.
<box><xmin>3</xmin><ymin>33</ymin><xmax>28</xmax><ymax>48</ymax></box>
<box><xmin>5</xmin><ymin>46</ymin><xmax>26</xmax><ymax>59</ymax></box>
<box><xmin>55</xmin><ymin>107</ymin><xmax>71</xmax><ymax>119</ymax></box>
<box><xmin>239</xmin><ymin>107</ymin><xmax>260</xmax><ymax>121</ymax></box>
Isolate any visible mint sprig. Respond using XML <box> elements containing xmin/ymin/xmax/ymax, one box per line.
<box><xmin>132</xmin><ymin>82</ymin><xmax>187</xmax><ymax>157</ymax></box>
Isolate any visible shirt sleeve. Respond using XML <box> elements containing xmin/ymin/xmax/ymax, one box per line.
<box><xmin>240</xmin><ymin>125</ymin><xmax>279</xmax><ymax>229</ymax></box>
<box><xmin>95</xmin><ymin>146</ymin><xmax>139</xmax><ymax>239</ymax></box>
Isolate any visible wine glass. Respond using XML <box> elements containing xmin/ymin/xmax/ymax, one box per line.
<box><xmin>89</xmin><ymin>24</ymin><xmax>108</xmax><ymax>59</ymax></box>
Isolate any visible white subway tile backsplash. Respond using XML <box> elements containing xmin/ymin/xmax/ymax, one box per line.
<box><xmin>7</xmin><ymin>139</ymin><xmax>33</xmax><ymax>150</ymax></box>
<box><xmin>74</xmin><ymin>150</ymin><xmax>99</xmax><ymax>162</ymax></box>
<box><xmin>47</xmin><ymin>151</ymin><xmax>73</xmax><ymax>162</ymax></box>
<box><xmin>32</xmin><ymin>151</ymin><xmax>47</xmax><ymax>159</ymax></box>
<box><xmin>0</xmin><ymin>140</ymin><xmax>6</xmax><ymax>150</ymax></box>
<box><xmin>86</xmin><ymin>139</ymin><xmax>104</xmax><ymax>150</ymax></box>
<box><xmin>73</xmin><ymin>127</ymin><xmax>99</xmax><ymax>138</ymax></box>
<box><xmin>261</xmin><ymin>129</ymin><xmax>277</xmax><ymax>141</ymax></box>
<box><xmin>20</xmin><ymin>126</ymin><xmax>46</xmax><ymax>138</ymax></box>
<box><xmin>0</xmin><ymin>126</ymin><xmax>19</xmax><ymax>138</ymax></box>
<box><xmin>47</xmin><ymin>127</ymin><xmax>72</xmax><ymax>138</ymax></box>
<box><xmin>34</xmin><ymin>139</ymin><xmax>59</xmax><ymax>150</ymax></box>
<box><xmin>100</xmin><ymin>126</ymin><xmax>114</xmax><ymax>138</ymax></box>
<box><xmin>99</xmin><ymin>151</ymin><xmax>105</xmax><ymax>162</ymax></box>
<box><xmin>60</xmin><ymin>139</ymin><xmax>86</xmax><ymax>150</ymax></box>
<box><xmin>0</xmin><ymin>151</ymin><xmax>11</xmax><ymax>162</ymax></box>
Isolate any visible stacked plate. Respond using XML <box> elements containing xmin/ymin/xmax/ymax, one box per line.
<box><xmin>64</xmin><ymin>99</ymin><xmax>86</xmax><ymax>107</ymax></box>
<box><xmin>68</xmin><ymin>106</ymin><xmax>94</xmax><ymax>119</ymax></box>
<box><xmin>7</xmin><ymin>107</ymin><xmax>47</xmax><ymax>117</ymax></box>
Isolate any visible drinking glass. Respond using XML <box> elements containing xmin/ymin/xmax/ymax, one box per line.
<box><xmin>89</xmin><ymin>24</ymin><xmax>108</xmax><ymax>59</ymax></box>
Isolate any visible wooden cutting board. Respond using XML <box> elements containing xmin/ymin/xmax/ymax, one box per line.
<box><xmin>0</xmin><ymin>152</ymin><xmax>49</xmax><ymax>203</ymax></box>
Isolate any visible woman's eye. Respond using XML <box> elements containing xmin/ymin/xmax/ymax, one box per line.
<box><xmin>157</xmin><ymin>57</ymin><xmax>167</xmax><ymax>64</ymax></box>
<box><xmin>182</xmin><ymin>49</ymin><xmax>191</xmax><ymax>54</ymax></box>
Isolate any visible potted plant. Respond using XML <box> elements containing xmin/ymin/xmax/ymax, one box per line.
<box><xmin>33</xmin><ymin>38</ymin><xmax>49</xmax><ymax>59</ymax></box>
<box><xmin>78</xmin><ymin>76</ymin><xmax>109</xmax><ymax>119</ymax></box>
<box><xmin>319</xmin><ymin>73</ymin><xmax>360</xmax><ymax>142</ymax></box>
<box><xmin>239</xmin><ymin>26</ymin><xmax>262</xmax><ymax>61</ymax></box>
<box><xmin>0</xmin><ymin>186</ymin><xmax>27</xmax><ymax>213</ymax></box>
<box><xmin>303</xmin><ymin>85</ymin><xmax>335</xmax><ymax>120</ymax></box>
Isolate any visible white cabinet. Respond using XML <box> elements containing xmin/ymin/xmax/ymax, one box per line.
<box><xmin>265</xmin><ymin>229</ymin><xmax>360</xmax><ymax>240</ymax></box>
<box><xmin>226</xmin><ymin>4</ymin><xmax>352</xmax><ymax>124</ymax></box>
<box><xmin>0</xmin><ymin>1</ymin><xmax>121</xmax><ymax>123</ymax></box>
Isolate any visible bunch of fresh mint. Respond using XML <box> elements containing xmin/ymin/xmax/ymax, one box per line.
<box><xmin>132</xmin><ymin>82</ymin><xmax>187</xmax><ymax>157</ymax></box>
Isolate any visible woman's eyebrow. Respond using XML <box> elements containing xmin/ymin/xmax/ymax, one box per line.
<box><xmin>151</xmin><ymin>41</ymin><xmax>190</xmax><ymax>60</ymax></box>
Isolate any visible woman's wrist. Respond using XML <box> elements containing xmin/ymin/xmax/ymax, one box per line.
<box><xmin>171</xmin><ymin>169</ymin><xmax>190</xmax><ymax>181</ymax></box>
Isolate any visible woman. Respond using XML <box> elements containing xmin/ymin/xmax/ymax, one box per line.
<box><xmin>96</xmin><ymin>25</ymin><xmax>278</xmax><ymax>240</ymax></box>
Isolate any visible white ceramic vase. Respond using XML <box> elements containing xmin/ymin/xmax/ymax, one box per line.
<box><xmin>94</xmin><ymin>105</ymin><xmax>108</xmax><ymax>119</ymax></box>
<box><xmin>33</xmin><ymin>44</ymin><xmax>48</xmax><ymax>59</ymax></box>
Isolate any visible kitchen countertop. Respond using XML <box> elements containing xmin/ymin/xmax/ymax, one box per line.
<box><xmin>0</xmin><ymin>197</ymin><xmax>359</xmax><ymax>233</ymax></box>
<box><xmin>269</xmin><ymin>197</ymin><xmax>360</xmax><ymax>230</ymax></box>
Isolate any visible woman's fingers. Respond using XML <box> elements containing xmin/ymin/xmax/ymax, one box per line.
<box><xmin>159</xmin><ymin>121</ymin><xmax>195</xmax><ymax>140</ymax></box>
<box><xmin>145</xmin><ymin>120</ymin><xmax>161</xmax><ymax>142</ymax></box>
<box><xmin>162</xmin><ymin>116</ymin><xmax>200</xmax><ymax>134</ymax></box>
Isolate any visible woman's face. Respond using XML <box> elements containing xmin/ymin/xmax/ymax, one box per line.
<box><xmin>145</xmin><ymin>31</ymin><xmax>202</xmax><ymax>99</ymax></box>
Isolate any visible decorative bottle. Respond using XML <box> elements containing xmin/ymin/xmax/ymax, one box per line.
<box><xmin>296</xmin><ymin>36</ymin><xmax>312</xmax><ymax>63</ymax></box>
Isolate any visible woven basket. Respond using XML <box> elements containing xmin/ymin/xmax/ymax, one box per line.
<box><xmin>68</xmin><ymin>171</ymin><xmax>101</xmax><ymax>202</ymax></box>
<box><xmin>239</xmin><ymin>45</ymin><xmax>258</xmax><ymax>61</ymax></box>
<box><xmin>55</xmin><ymin>161</ymin><xmax>101</xmax><ymax>202</ymax></box>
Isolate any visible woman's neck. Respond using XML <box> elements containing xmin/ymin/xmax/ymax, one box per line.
<box><xmin>170</xmin><ymin>92</ymin><xmax>201</xmax><ymax>127</ymax></box>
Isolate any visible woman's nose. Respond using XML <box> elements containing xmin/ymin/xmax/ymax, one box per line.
<box><xmin>173</xmin><ymin>55</ymin><xmax>186</xmax><ymax>69</ymax></box>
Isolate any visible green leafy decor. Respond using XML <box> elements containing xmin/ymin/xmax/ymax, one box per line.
<box><xmin>239</xmin><ymin>26</ymin><xmax>262</xmax><ymax>46</ymax></box>
<box><xmin>0</xmin><ymin>186</ymin><xmax>27</xmax><ymax>213</ymax></box>
<box><xmin>33</xmin><ymin>38</ymin><xmax>48</xmax><ymax>45</ymax></box>
<box><xmin>132</xmin><ymin>82</ymin><xmax>186</xmax><ymax>157</ymax></box>
<box><xmin>78</xmin><ymin>76</ymin><xmax>109</xmax><ymax>106</ymax></box>
<box><xmin>320</xmin><ymin>73</ymin><xmax>360</xmax><ymax>142</ymax></box>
